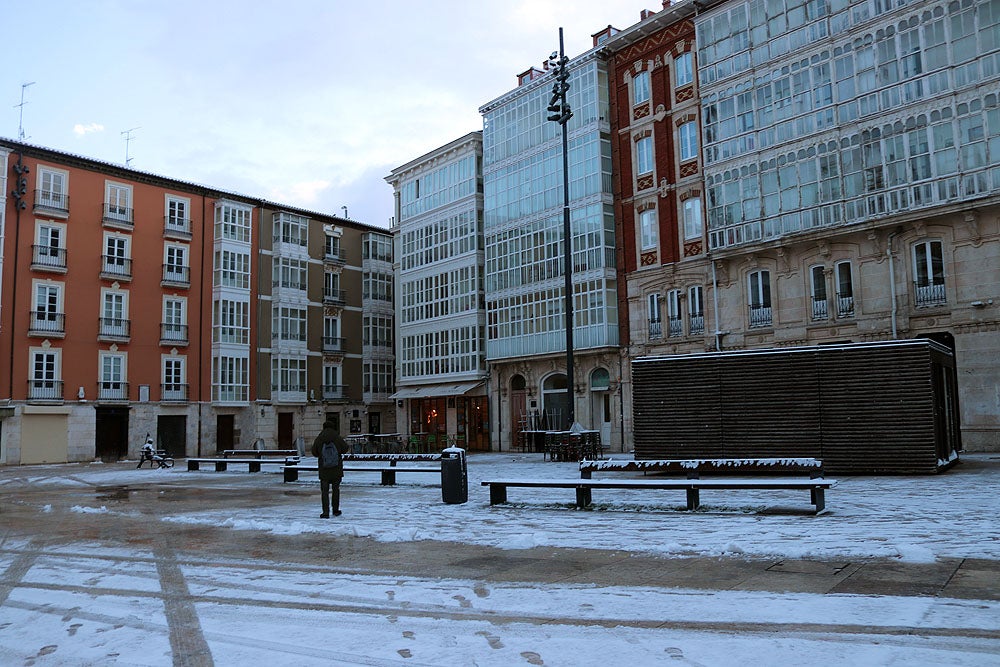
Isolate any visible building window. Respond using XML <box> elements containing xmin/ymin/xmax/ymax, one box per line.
<box><xmin>679</xmin><ymin>122</ymin><xmax>698</xmax><ymax>162</ymax></box>
<box><xmin>273</xmin><ymin>212</ymin><xmax>308</xmax><ymax>247</ymax></box>
<box><xmin>103</xmin><ymin>234</ymin><xmax>131</xmax><ymax>277</ymax></box>
<box><xmin>31</xmin><ymin>283</ymin><xmax>63</xmax><ymax>334</ymax></box>
<box><xmin>639</xmin><ymin>209</ymin><xmax>658</xmax><ymax>251</ymax></box>
<box><xmin>748</xmin><ymin>270</ymin><xmax>772</xmax><ymax>328</ymax></box>
<box><xmin>636</xmin><ymin>136</ymin><xmax>654</xmax><ymax>175</ymax></box>
<box><xmin>666</xmin><ymin>289</ymin><xmax>683</xmax><ymax>337</ymax></box>
<box><xmin>688</xmin><ymin>285</ymin><xmax>705</xmax><ymax>335</ymax></box>
<box><xmin>36</xmin><ymin>167</ymin><xmax>68</xmax><ymax>211</ymax></box>
<box><xmin>271</xmin><ymin>356</ymin><xmax>307</xmax><ymax>393</ymax></box>
<box><xmin>215</xmin><ymin>203</ymin><xmax>251</xmax><ymax>243</ymax></box>
<box><xmin>100</xmin><ymin>290</ymin><xmax>129</xmax><ymax>338</ymax></box>
<box><xmin>214</xmin><ymin>249</ymin><xmax>250</xmax><ymax>289</ymax></box>
<box><xmin>633</xmin><ymin>70</ymin><xmax>650</xmax><ymax>106</ymax></box>
<box><xmin>213</xmin><ymin>299</ymin><xmax>249</xmax><ymax>344</ymax></box>
<box><xmin>675</xmin><ymin>52</ymin><xmax>693</xmax><ymax>87</ymax></box>
<box><xmin>363</xmin><ymin>272</ymin><xmax>393</xmax><ymax>302</ymax></box>
<box><xmin>323</xmin><ymin>364</ymin><xmax>344</xmax><ymax>399</ymax></box>
<box><xmin>33</xmin><ymin>222</ymin><xmax>66</xmax><ymax>269</ymax></box>
<box><xmin>325</xmin><ymin>234</ymin><xmax>342</xmax><ymax>260</ymax></box>
<box><xmin>162</xmin><ymin>297</ymin><xmax>187</xmax><ymax>343</ymax></box>
<box><xmin>165</xmin><ymin>196</ymin><xmax>191</xmax><ymax>236</ymax></box>
<box><xmin>164</xmin><ymin>244</ymin><xmax>188</xmax><ymax>284</ymax></box>
<box><xmin>99</xmin><ymin>352</ymin><xmax>127</xmax><ymax>400</ymax></box>
<box><xmin>323</xmin><ymin>316</ymin><xmax>342</xmax><ymax>352</ymax></box>
<box><xmin>324</xmin><ymin>271</ymin><xmax>344</xmax><ymax>303</ymax></box>
<box><xmin>913</xmin><ymin>240</ymin><xmax>945</xmax><ymax>307</ymax></box>
<box><xmin>836</xmin><ymin>261</ymin><xmax>855</xmax><ymax>317</ymax></box>
<box><xmin>682</xmin><ymin>197</ymin><xmax>703</xmax><ymax>240</ymax></box>
<box><xmin>162</xmin><ymin>357</ymin><xmax>186</xmax><ymax>401</ymax></box>
<box><xmin>212</xmin><ymin>355</ymin><xmax>248</xmax><ymax>403</ymax></box>
<box><xmin>273</xmin><ymin>257</ymin><xmax>307</xmax><ymax>291</ymax></box>
<box><xmin>104</xmin><ymin>182</ymin><xmax>132</xmax><ymax>222</ymax></box>
<box><xmin>647</xmin><ymin>293</ymin><xmax>662</xmax><ymax>339</ymax></box>
<box><xmin>810</xmin><ymin>265</ymin><xmax>828</xmax><ymax>320</ymax></box>
<box><xmin>29</xmin><ymin>350</ymin><xmax>61</xmax><ymax>400</ymax></box>
<box><xmin>273</xmin><ymin>306</ymin><xmax>307</xmax><ymax>342</ymax></box>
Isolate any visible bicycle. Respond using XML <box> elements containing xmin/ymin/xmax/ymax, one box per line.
<box><xmin>136</xmin><ymin>434</ymin><xmax>174</xmax><ymax>469</ymax></box>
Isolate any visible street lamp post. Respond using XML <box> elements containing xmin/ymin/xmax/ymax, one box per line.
<box><xmin>547</xmin><ymin>28</ymin><xmax>576</xmax><ymax>430</ymax></box>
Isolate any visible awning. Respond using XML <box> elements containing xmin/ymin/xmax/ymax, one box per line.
<box><xmin>390</xmin><ymin>381</ymin><xmax>485</xmax><ymax>400</ymax></box>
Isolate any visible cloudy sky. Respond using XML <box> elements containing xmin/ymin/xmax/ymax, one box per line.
<box><xmin>4</xmin><ymin>0</ymin><xmax>649</xmax><ymax>228</ymax></box>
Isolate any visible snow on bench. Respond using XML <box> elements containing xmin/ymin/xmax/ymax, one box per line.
<box><xmin>481</xmin><ymin>477</ymin><xmax>837</xmax><ymax>513</ymax></box>
<box><xmin>579</xmin><ymin>457</ymin><xmax>824</xmax><ymax>479</ymax></box>
<box><xmin>283</xmin><ymin>454</ymin><xmax>443</xmax><ymax>484</ymax></box>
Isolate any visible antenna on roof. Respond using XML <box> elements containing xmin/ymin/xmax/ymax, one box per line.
<box><xmin>121</xmin><ymin>127</ymin><xmax>140</xmax><ymax>167</ymax></box>
<box><xmin>341</xmin><ymin>205</ymin><xmax>349</xmax><ymax>220</ymax></box>
<box><xmin>15</xmin><ymin>82</ymin><xmax>36</xmax><ymax>140</ymax></box>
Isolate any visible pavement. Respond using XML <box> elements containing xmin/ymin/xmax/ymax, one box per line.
<box><xmin>1</xmin><ymin>459</ymin><xmax>999</xmax><ymax>664</ymax></box>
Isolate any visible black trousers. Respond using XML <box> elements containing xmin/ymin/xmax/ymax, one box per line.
<box><xmin>320</xmin><ymin>478</ymin><xmax>341</xmax><ymax>515</ymax></box>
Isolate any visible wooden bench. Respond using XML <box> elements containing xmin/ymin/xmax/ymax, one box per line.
<box><xmin>283</xmin><ymin>454</ymin><xmax>442</xmax><ymax>484</ymax></box>
<box><xmin>480</xmin><ymin>477</ymin><xmax>837</xmax><ymax>513</ymax></box>
<box><xmin>222</xmin><ymin>449</ymin><xmax>299</xmax><ymax>458</ymax></box>
<box><xmin>187</xmin><ymin>456</ymin><xmax>299</xmax><ymax>473</ymax></box>
<box><xmin>579</xmin><ymin>457</ymin><xmax>824</xmax><ymax>479</ymax></box>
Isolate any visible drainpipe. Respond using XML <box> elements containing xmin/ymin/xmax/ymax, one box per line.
<box><xmin>886</xmin><ymin>231</ymin><xmax>899</xmax><ymax>339</ymax></box>
<box><xmin>711</xmin><ymin>257</ymin><xmax>722</xmax><ymax>351</ymax></box>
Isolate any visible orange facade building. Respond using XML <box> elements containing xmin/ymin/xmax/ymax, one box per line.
<box><xmin>1</xmin><ymin>140</ymin><xmax>394</xmax><ymax>464</ymax></box>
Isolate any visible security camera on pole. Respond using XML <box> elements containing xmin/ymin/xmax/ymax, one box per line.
<box><xmin>547</xmin><ymin>28</ymin><xmax>580</xmax><ymax>432</ymax></box>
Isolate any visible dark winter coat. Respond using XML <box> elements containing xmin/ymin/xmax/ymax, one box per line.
<box><xmin>311</xmin><ymin>420</ymin><xmax>350</xmax><ymax>482</ymax></box>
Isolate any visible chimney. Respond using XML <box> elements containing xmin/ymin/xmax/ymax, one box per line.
<box><xmin>640</xmin><ymin>8</ymin><xmax>656</xmax><ymax>20</ymax></box>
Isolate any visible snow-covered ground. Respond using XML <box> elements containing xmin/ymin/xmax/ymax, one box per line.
<box><xmin>2</xmin><ymin>452</ymin><xmax>999</xmax><ymax>666</ymax></box>
<box><xmin>161</xmin><ymin>451</ymin><xmax>1000</xmax><ymax>562</ymax></box>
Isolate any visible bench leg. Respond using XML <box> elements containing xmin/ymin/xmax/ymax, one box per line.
<box><xmin>283</xmin><ymin>468</ymin><xmax>298</xmax><ymax>483</ymax></box>
<box><xmin>215</xmin><ymin>461</ymin><xmax>227</xmax><ymax>472</ymax></box>
<box><xmin>580</xmin><ymin>470</ymin><xmax>592</xmax><ymax>479</ymax></box>
<box><xmin>575</xmin><ymin>487</ymin><xmax>592</xmax><ymax>508</ymax></box>
<box><xmin>381</xmin><ymin>470</ymin><xmax>397</xmax><ymax>485</ymax></box>
<box><xmin>811</xmin><ymin>487</ymin><xmax>826</xmax><ymax>513</ymax></box>
<box><xmin>686</xmin><ymin>487</ymin><xmax>700</xmax><ymax>510</ymax></box>
<box><xmin>488</xmin><ymin>484</ymin><xmax>507</xmax><ymax>505</ymax></box>
<box><xmin>187</xmin><ymin>460</ymin><xmax>199</xmax><ymax>471</ymax></box>
<box><xmin>249</xmin><ymin>462</ymin><xmax>261</xmax><ymax>473</ymax></box>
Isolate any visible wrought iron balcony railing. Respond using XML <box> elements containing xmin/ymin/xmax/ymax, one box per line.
<box><xmin>161</xmin><ymin>383</ymin><xmax>189</xmax><ymax>402</ymax></box>
<box><xmin>99</xmin><ymin>317</ymin><xmax>131</xmax><ymax>339</ymax></box>
<box><xmin>101</xmin><ymin>256</ymin><xmax>132</xmax><ymax>280</ymax></box>
<box><xmin>102</xmin><ymin>204</ymin><xmax>134</xmax><ymax>229</ymax></box>
<box><xmin>748</xmin><ymin>304</ymin><xmax>773</xmax><ymax>328</ymax></box>
<box><xmin>914</xmin><ymin>281</ymin><xmax>946</xmax><ymax>308</ymax></box>
<box><xmin>98</xmin><ymin>381</ymin><xmax>129</xmax><ymax>401</ymax></box>
<box><xmin>33</xmin><ymin>190</ymin><xmax>69</xmax><ymax>215</ymax></box>
<box><xmin>31</xmin><ymin>244</ymin><xmax>67</xmax><ymax>270</ymax></box>
<box><xmin>28</xmin><ymin>379</ymin><xmax>63</xmax><ymax>401</ymax></box>
<box><xmin>29</xmin><ymin>311</ymin><xmax>65</xmax><ymax>335</ymax></box>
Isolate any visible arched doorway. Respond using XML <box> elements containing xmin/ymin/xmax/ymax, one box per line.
<box><xmin>589</xmin><ymin>368</ymin><xmax>612</xmax><ymax>446</ymax></box>
<box><xmin>542</xmin><ymin>373</ymin><xmax>568</xmax><ymax>431</ymax></box>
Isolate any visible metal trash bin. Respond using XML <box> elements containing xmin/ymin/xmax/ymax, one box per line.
<box><xmin>440</xmin><ymin>447</ymin><xmax>468</xmax><ymax>504</ymax></box>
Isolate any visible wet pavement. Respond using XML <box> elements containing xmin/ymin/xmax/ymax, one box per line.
<box><xmin>2</xmin><ymin>461</ymin><xmax>999</xmax><ymax>665</ymax></box>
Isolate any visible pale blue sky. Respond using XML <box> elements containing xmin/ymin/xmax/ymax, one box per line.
<box><xmin>5</xmin><ymin>0</ymin><xmax>648</xmax><ymax>228</ymax></box>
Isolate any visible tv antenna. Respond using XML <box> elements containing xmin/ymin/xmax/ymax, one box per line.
<box><xmin>121</xmin><ymin>127</ymin><xmax>140</xmax><ymax>167</ymax></box>
<box><xmin>15</xmin><ymin>82</ymin><xmax>35</xmax><ymax>140</ymax></box>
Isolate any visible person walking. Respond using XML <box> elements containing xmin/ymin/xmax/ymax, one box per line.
<box><xmin>310</xmin><ymin>420</ymin><xmax>350</xmax><ymax>518</ymax></box>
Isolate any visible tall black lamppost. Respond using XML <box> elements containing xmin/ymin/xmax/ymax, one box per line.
<box><xmin>547</xmin><ymin>28</ymin><xmax>576</xmax><ymax>430</ymax></box>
